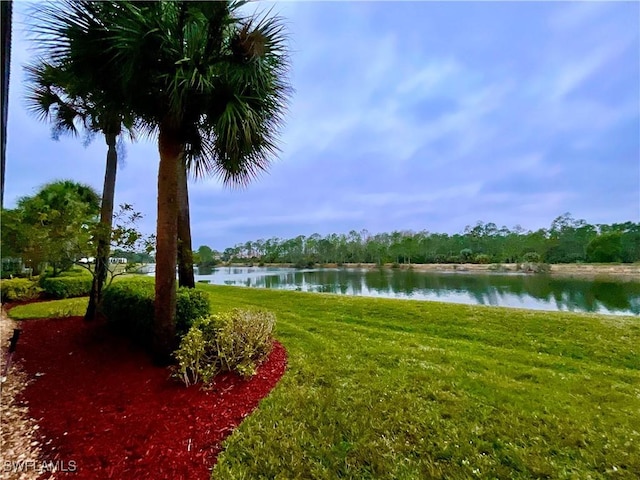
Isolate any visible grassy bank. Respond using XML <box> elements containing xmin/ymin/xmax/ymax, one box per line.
<box><xmin>10</xmin><ymin>287</ymin><xmax>640</xmax><ymax>478</ymax></box>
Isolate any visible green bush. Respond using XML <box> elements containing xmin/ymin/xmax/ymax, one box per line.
<box><xmin>40</xmin><ymin>276</ymin><xmax>93</xmax><ymax>299</ymax></box>
<box><xmin>176</xmin><ymin>287</ymin><xmax>211</xmax><ymax>336</ymax></box>
<box><xmin>102</xmin><ymin>279</ymin><xmax>155</xmax><ymax>343</ymax></box>
<box><xmin>474</xmin><ymin>253</ymin><xmax>491</xmax><ymax>264</ymax></box>
<box><xmin>522</xmin><ymin>252</ymin><xmax>541</xmax><ymax>263</ymax></box>
<box><xmin>0</xmin><ymin>278</ymin><xmax>42</xmax><ymax>302</ymax></box>
<box><xmin>102</xmin><ymin>279</ymin><xmax>211</xmax><ymax>345</ymax></box>
<box><xmin>173</xmin><ymin>309</ymin><xmax>276</xmax><ymax>386</ymax></box>
<box><xmin>460</xmin><ymin>248</ymin><xmax>474</xmax><ymax>262</ymax></box>
<box><xmin>59</xmin><ymin>267</ymin><xmax>91</xmax><ymax>277</ymax></box>
<box><xmin>586</xmin><ymin>233</ymin><xmax>623</xmax><ymax>263</ymax></box>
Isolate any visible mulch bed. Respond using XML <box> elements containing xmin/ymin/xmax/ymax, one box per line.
<box><xmin>12</xmin><ymin>313</ymin><xmax>287</xmax><ymax>479</ymax></box>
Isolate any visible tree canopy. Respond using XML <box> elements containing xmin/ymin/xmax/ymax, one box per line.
<box><xmin>1</xmin><ymin>180</ymin><xmax>100</xmax><ymax>275</ymax></box>
<box><xmin>214</xmin><ymin>214</ymin><xmax>640</xmax><ymax>266</ymax></box>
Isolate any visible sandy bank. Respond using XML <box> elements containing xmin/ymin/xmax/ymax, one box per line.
<box><xmin>235</xmin><ymin>262</ymin><xmax>640</xmax><ymax>280</ymax></box>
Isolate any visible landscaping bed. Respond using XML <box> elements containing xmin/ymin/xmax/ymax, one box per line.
<box><xmin>10</xmin><ymin>309</ymin><xmax>286</xmax><ymax>479</ymax></box>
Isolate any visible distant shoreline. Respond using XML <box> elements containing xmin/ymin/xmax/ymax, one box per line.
<box><xmin>222</xmin><ymin>262</ymin><xmax>640</xmax><ymax>279</ymax></box>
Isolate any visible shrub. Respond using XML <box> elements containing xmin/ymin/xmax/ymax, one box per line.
<box><xmin>522</xmin><ymin>252</ymin><xmax>541</xmax><ymax>263</ymax></box>
<box><xmin>40</xmin><ymin>276</ymin><xmax>93</xmax><ymax>299</ymax></box>
<box><xmin>59</xmin><ymin>267</ymin><xmax>91</xmax><ymax>277</ymax></box>
<box><xmin>102</xmin><ymin>279</ymin><xmax>155</xmax><ymax>343</ymax></box>
<box><xmin>460</xmin><ymin>249</ymin><xmax>474</xmax><ymax>262</ymax></box>
<box><xmin>176</xmin><ymin>287</ymin><xmax>211</xmax><ymax>336</ymax></box>
<box><xmin>173</xmin><ymin>327</ymin><xmax>216</xmax><ymax>386</ymax></box>
<box><xmin>0</xmin><ymin>278</ymin><xmax>42</xmax><ymax>302</ymax></box>
<box><xmin>293</xmin><ymin>259</ymin><xmax>315</xmax><ymax>269</ymax></box>
<box><xmin>102</xmin><ymin>279</ymin><xmax>211</xmax><ymax>345</ymax></box>
<box><xmin>215</xmin><ymin>309</ymin><xmax>275</xmax><ymax>378</ymax></box>
<box><xmin>474</xmin><ymin>254</ymin><xmax>491</xmax><ymax>264</ymax></box>
<box><xmin>173</xmin><ymin>309</ymin><xmax>276</xmax><ymax>386</ymax></box>
<box><xmin>586</xmin><ymin>233</ymin><xmax>623</xmax><ymax>263</ymax></box>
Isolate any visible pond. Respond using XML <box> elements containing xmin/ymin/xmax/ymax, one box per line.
<box><xmin>191</xmin><ymin>266</ymin><xmax>640</xmax><ymax>316</ymax></box>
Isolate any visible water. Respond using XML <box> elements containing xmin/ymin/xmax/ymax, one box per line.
<box><xmin>186</xmin><ymin>266</ymin><xmax>640</xmax><ymax>316</ymax></box>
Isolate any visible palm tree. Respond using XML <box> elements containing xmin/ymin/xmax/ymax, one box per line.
<box><xmin>24</xmin><ymin>49</ymin><xmax>135</xmax><ymax>321</ymax></box>
<box><xmin>1</xmin><ymin>0</ymin><xmax>12</xmax><ymax>209</ymax></box>
<box><xmin>32</xmin><ymin>1</ymin><xmax>290</xmax><ymax>362</ymax></box>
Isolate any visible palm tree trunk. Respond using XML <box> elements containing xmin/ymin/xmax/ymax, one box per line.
<box><xmin>85</xmin><ymin>132</ymin><xmax>118</xmax><ymax>321</ymax></box>
<box><xmin>177</xmin><ymin>158</ymin><xmax>195</xmax><ymax>288</ymax></box>
<box><xmin>153</xmin><ymin>124</ymin><xmax>182</xmax><ymax>364</ymax></box>
<box><xmin>1</xmin><ymin>0</ymin><xmax>12</xmax><ymax>209</ymax></box>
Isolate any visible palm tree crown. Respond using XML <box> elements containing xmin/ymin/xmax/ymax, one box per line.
<box><xmin>101</xmin><ymin>0</ymin><xmax>291</xmax><ymax>183</ymax></box>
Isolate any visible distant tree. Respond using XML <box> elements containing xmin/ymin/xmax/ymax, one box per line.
<box><xmin>3</xmin><ymin>180</ymin><xmax>100</xmax><ymax>275</ymax></box>
<box><xmin>195</xmin><ymin>245</ymin><xmax>218</xmax><ymax>273</ymax></box>
<box><xmin>586</xmin><ymin>233</ymin><xmax>623</xmax><ymax>263</ymax></box>
<box><xmin>196</xmin><ymin>245</ymin><xmax>215</xmax><ymax>265</ymax></box>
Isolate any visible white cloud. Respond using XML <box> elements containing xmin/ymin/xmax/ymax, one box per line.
<box><xmin>195</xmin><ymin>207</ymin><xmax>365</xmax><ymax>232</ymax></box>
<box><xmin>345</xmin><ymin>184</ymin><xmax>483</xmax><ymax>208</ymax></box>
<box><xmin>396</xmin><ymin>59</ymin><xmax>462</xmax><ymax>96</ymax></box>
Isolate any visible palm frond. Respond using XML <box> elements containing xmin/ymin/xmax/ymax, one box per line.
<box><xmin>28</xmin><ymin>1</ymin><xmax>292</xmax><ymax>187</ymax></box>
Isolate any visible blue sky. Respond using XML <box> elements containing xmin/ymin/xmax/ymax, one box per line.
<box><xmin>5</xmin><ymin>1</ymin><xmax>639</xmax><ymax>250</ymax></box>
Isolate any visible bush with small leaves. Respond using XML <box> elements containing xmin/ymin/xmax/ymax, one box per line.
<box><xmin>175</xmin><ymin>287</ymin><xmax>211</xmax><ymax>336</ymax></box>
<box><xmin>40</xmin><ymin>275</ymin><xmax>93</xmax><ymax>299</ymax></box>
<box><xmin>460</xmin><ymin>249</ymin><xmax>474</xmax><ymax>262</ymax></box>
<box><xmin>173</xmin><ymin>327</ymin><xmax>217</xmax><ymax>386</ymax></box>
<box><xmin>173</xmin><ymin>309</ymin><xmax>276</xmax><ymax>387</ymax></box>
<box><xmin>0</xmin><ymin>278</ymin><xmax>42</xmax><ymax>302</ymax></box>
<box><xmin>522</xmin><ymin>252</ymin><xmax>541</xmax><ymax>263</ymax></box>
<box><xmin>215</xmin><ymin>309</ymin><xmax>276</xmax><ymax>378</ymax></box>
<box><xmin>474</xmin><ymin>254</ymin><xmax>491</xmax><ymax>264</ymax></box>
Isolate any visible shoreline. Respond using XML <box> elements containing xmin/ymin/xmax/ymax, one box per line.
<box><xmin>223</xmin><ymin>262</ymin><xmax>640</xmax><ymax>279</ymax></box>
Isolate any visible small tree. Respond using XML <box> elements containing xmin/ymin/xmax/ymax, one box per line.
<box><xmin>460</xmin><ymin>248</ymin><xmax>474</xmax><ymax>263</ymax></box>
<box><xmin>70</xmin><ymin>204</ymin><xmax>155</xmax><ymax>290</ymax></box>
<box><xmin>2</xmin><ymin>181</ymin><xmax>100</xmax><ymax>276</ymax></box>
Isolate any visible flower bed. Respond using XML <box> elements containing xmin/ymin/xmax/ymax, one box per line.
<box><xmin>14</xmin><ymin>314</ymin><xmax>286</xmax><ymax>479</ymax></box>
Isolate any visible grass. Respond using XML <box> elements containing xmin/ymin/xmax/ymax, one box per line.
<box><xmin>10</xmin><ymin>297</ymin><xmax>88</xmax><ymax>319</ymax></box>
<box><xmin>10</xmin><ymin>286</ymin><xmax>640</xmax><ymax>479</ymax></box>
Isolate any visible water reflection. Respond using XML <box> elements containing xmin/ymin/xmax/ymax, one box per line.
<box><xmin>192</xmin><ymin>267</ymin><xmax>640</xmax><ymax>316</ymax></box>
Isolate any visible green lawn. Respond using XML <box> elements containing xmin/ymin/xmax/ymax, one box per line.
<box><xmin>10</xmin><ymin>286</ymin><xmax>640</xmax><ymax>479</ymax></box>
<box><xmin>9</xmin><ymin>296</ymin><xmax>89</xmax><ymax>319</ymax></box>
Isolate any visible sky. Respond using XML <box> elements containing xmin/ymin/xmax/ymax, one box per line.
<box><xmin>5</xmin><ymin>0</ymin><xmax>640</xmax><ymax>251</ymax></box>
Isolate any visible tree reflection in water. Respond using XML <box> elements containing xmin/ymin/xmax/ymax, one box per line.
<box><xmin>192</xmin><ymin>267</ymin><xmax>640</xmax><ymax>315</ymax></box>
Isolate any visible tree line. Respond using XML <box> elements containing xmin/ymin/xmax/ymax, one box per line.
<box><xmin>213</xmin><ymin>213</ymin><xmax>640</xmax><ymax>266</ymax></box>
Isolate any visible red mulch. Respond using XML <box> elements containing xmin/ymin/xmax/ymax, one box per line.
<box><xmin>13</xmin><ymin>314</ymin><xmax>287</xmax><ymax>480</ymax></box>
